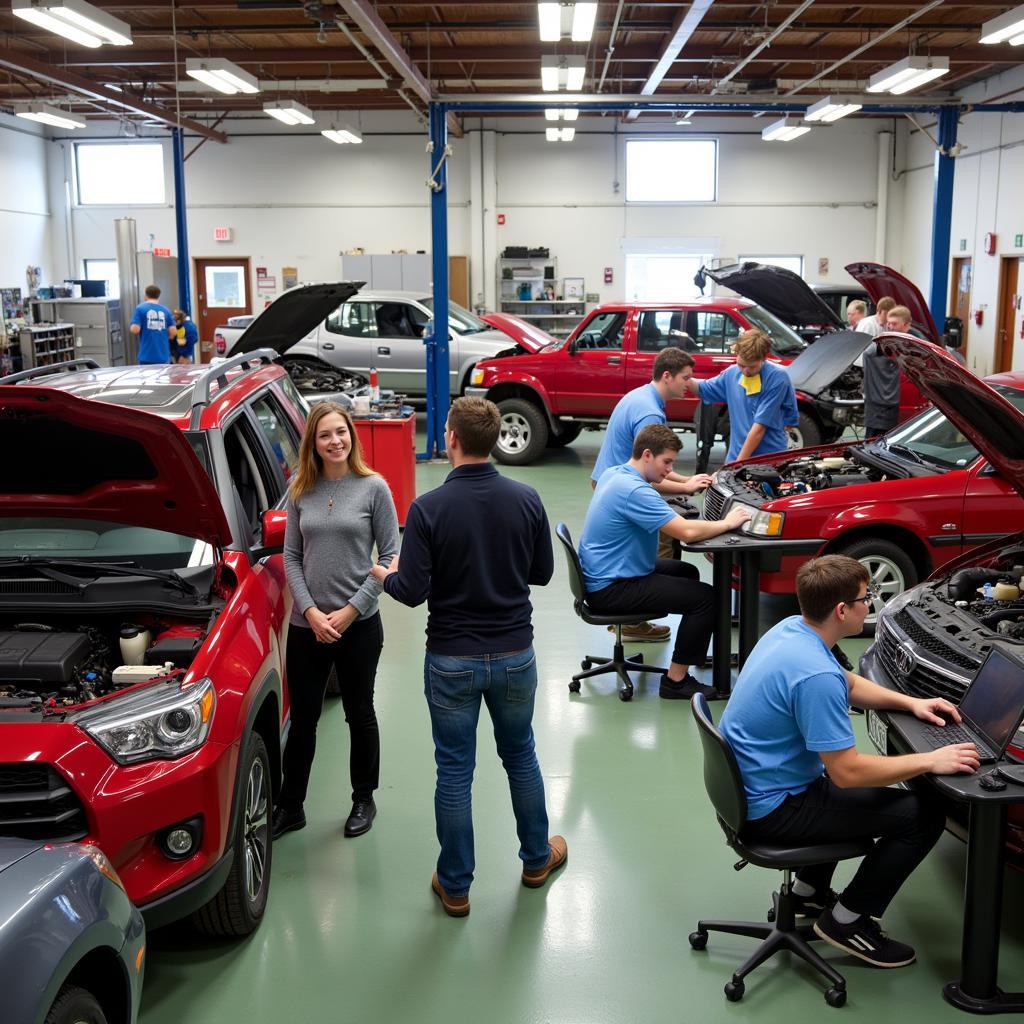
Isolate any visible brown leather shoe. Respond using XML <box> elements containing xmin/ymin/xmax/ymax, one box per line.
<box><xmin>608</xmin><ymin>621</ymin><xmax>671</xmax><ymax>643</ymax></box>
<box><xmin>431</xmin><ymin>872</ymin><xmax>470</xmax><ymax>917</ymax></box>
<box><xmin>522</xmin><ymin>836</ymin><xmax>568</xmax><ymax>889</ymax></box>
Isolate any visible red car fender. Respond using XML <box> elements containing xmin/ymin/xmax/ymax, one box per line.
<box><xmin>482</xmin><ymin>367</ymin><xmax>557</xmax><ymax>412</ymax></box>
<box><xmin>817</xmin><ymin>500</ymin><xmax>932</xmax><ymax>545</ymax></box>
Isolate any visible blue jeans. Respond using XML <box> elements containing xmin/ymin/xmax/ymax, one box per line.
<box><xmin>425</xmin><ymin>647</ymin><xmax>551</xmax><ymax>897</ymax></box>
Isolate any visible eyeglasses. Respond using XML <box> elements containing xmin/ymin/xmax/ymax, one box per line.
<box><xmin>846</xmin><ymin>590</ymin><xmax>876</xmax><ymax>607</ymax></box>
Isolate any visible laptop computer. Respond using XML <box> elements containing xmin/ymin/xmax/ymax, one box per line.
<box><xmin>917</xmin><ymin>644</ymin><xmax>1024</xmax><ymax>764</ymax></box>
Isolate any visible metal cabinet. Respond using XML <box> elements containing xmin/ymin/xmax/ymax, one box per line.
<box><xmin>31</xmin><ymin>298</ymin><xmax>124</xmax><ymax>366</ymax></box>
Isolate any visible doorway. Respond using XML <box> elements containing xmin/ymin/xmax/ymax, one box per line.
<box><xmin>950</xmin><ymin>256</ymin><xmax>972</xmax><ymax>363</ymax></box>
<box><xmin>194</xmin><ymin>257</ymin><xmax>252</xmax><ymax>363</ymax></box>
<box><xmin>996</xmin><ymin>256</ymin><xmax>1024</xmax><ymax>374</ymax></box>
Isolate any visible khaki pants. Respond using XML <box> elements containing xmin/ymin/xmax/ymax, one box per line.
<box><xmin>657</xmin><ymin>528</ymin><xmax>679</xmax><ymax>560</ymax></box>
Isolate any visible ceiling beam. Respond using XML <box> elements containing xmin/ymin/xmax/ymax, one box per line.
<box><xmin>0</xmin><ymin>51</ymin><xmax>228</xmax><ymax>141</ymax></box>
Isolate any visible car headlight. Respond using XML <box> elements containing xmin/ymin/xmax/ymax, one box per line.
<box><xmin>742</xmin><ymin>507</ymin><xmax>786</xmax><ymax>537</ymax></box>
<box><xmin>470</xmin><ymin>367</ymin><xmax>486</xmax><ymax>386</ymax></box>
<box><xmin>76</xmin><ymin>678</ymin><xmax>215</xmax><ymax>765</ymax></box>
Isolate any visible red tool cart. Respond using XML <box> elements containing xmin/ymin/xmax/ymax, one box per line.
<box><xmin>352</xmin><ymin>411</ymin><xmax>416</xmax><ymax>527</ymax></box>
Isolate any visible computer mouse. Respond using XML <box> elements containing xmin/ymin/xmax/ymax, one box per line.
<box><xmin>979</xmin><ymin>773</ymin><xmax>1007</xmax><ymax>791</ymax></box>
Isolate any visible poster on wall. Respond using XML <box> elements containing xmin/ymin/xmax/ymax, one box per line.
<box><xmin>282</xmin><ymin>267</ymin><xmax>298</xmax><ymax>290</ymax></box>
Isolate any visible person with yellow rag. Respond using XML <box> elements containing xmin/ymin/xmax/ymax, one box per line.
<box><xmin>684</xmin><ymin>328</ymin><xmax>798</xmax><ymax>463</ymax></box>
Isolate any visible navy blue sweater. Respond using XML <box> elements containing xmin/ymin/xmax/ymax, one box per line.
<box><xmin>382</xmin><ymin>462</ymin><xmax>554</xmax><ymax>655</ymax></box>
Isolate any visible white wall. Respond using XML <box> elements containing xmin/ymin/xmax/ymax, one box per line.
<box><xmin>0</xmin><ymin>114</ymin><xmax>54</xmax><ymax>291</ymax></box>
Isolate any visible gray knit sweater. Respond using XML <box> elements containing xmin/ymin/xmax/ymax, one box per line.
<box><xmin>284</xmin><ymin>472</ymin><xmax>399</xmax><ymax>628</ymax></box>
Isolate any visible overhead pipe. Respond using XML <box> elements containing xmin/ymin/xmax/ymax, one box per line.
<box><xmin>596</xmin><ymin>0</ymin><xmax>626</xmax><ymax>94</ymax></box>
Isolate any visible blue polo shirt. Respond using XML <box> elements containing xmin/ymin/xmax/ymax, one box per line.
<box><xmin>591</xmin><ymin>382</ymin><xmax>666</xmax><ymax>483</ymax></box>
<box><xmin>131</xmin><ymin>301</ymin><xmax>175</xmax><ymax>364</ymax></box>
<box><xmin>579</xmin><ymin>464</ymin><xmax>675</xmax><ymax>592</ymax></box>
<box><xmin>698</xmin><ymin>361</ymin><xmax>797</xmax><ymax>462</ymax></box>
<box><xmin>719</xmin><ymin>616</ymin><xmax>855</xmax><ymax>820</ymax></box>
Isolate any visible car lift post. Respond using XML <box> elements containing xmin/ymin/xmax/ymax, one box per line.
<box><xmin>171</xmin><ymin>128</ymin><xmax>192</xmax><ymax>319</ymax></box>
<box><xmin>928</xmin><ymin>106</ymin><xmax>958</xmax><ymax>333</ymax></box>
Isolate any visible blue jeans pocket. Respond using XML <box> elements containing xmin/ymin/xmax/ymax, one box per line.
<box><xmin>428</xmin><ymin>664</ymin><xmax>476</xmax><ymax>710</ymax></box>
<box><xmin>505</xmin><ymin>654</ymin><xmax>537</xmax><ymax>703</ymax></box>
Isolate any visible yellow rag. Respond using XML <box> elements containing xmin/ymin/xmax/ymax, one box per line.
<box><xmin>740</xmin><ymin>373</ymin><xmax>762</xmax><ymax>396</ymax></box>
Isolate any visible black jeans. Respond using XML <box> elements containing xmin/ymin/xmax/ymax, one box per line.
<box><xmin>864</xmin><ymin>402</ymin><xmax>899</xmax><ymax>437</ymax></box>
<box><xmin>743</xmin><ymin>776</ymin><xmax>946</xmax><ymax>918</ymax></box>
<box><xmin>280</xmin><ymin>614</ymin><xmax>384</xmax><ymax>809</ymax></box>
<box><xmin>587</xmin><ymin>560</ymin><xmax>715</xmax><ymax>666</ymax></box>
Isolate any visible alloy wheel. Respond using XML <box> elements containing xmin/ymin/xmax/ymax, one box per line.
<box><xmin>243</xmin><ymin>757</ymin><xmax>269</xmax><ymax>903</ymax></box>
<box><xmin>859</xmin><ymin>555</ymin><xmax>906</xmax><ymax>625</ymax></box>
<box><xmin>498</xmin><ymin>411</ymin><xmax>532</xmax><ymax>456</ymax></box>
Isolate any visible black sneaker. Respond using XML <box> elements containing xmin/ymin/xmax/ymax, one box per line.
<box><xmin>272</xmin><ymin>805</ymin><xmax>306</xmax><ymax>839</ymax></box>
<box><xmin>790</xmin><ymin>887</ymin><xmax>839</xmax><ymax>918</ymax></box>
<box><xmin>659</xmin><ymin>673</ymin><xmax>723</xmax><ymax>701</ymax></box>
<box><xmin>344</xmin><ymin>798</ymin><xmax>377</xmax><ymax>837</ymax></box>
<box><xmin>813</xmin><ymin>909</ymin><xmax>916</xmax><ymax>968</ymax></box>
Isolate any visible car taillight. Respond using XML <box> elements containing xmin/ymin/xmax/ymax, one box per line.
<box><xmin>214</xmin><ymin>333</ymin><xmax>226</xmax><ymax>354</ymax></box>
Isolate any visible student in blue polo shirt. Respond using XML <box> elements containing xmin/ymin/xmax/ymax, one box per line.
<box><xmin>130</xmin><ymin>284</ymin><xmax>176</xmax><ymax>365</ymax></box>
<box><xmin>685</xmin><ymin>328</ymin><xmax>798</xmax><ymax>463</ymax></box>
<box><xmin>579</xmin><ymin>423</ymin><xmax>750</xmax><ymax>699</ymax></box>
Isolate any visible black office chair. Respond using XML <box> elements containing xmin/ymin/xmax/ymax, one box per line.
<box><xmin>555</xmin><ymin>522</ymin><xmax>669</xmax><ymax>702</ymax></box>
<box><xmin>688</xmin><ymin>694</ymin><xmax>874</xmax><ymax>1008</ymax></box>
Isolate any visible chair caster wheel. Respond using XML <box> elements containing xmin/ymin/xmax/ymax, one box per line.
<box><xmin>825</xmin><ymin>987</ymin><xmax>846</xmax><ymax>1008</ymax></box>
<box><xmin>618</xmin><ymin>686</ymin><xmax>633</xmax><ymax>702</ymax></box>
<box><xmin>568</xmin><ymin>681</ymin><xmax>581</xmax><ymax>694</ymax></box>
<box><xmin>688</xmin><ymin>931</ymin><xmax>707</xmax><ymax>950</ymax></box>
<box><xmin>724</xmin><ymin>980</ymin><xmax>744</xmax><ymax>1002</ymax></box>
<box><xmin>581</xmin><ymin>659</ymin><xmax>592</xmax><ymax>671</ymax></box>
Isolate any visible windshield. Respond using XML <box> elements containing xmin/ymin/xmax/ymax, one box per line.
<box><xmin>0</xmin><ymin>518</ymin><xmax>213</xmax><ymax>569</ymax></box>
<box><xmin>421</xmin><ymin>298</ymin><xmax>489</xmax><ymax>334</ymax></box>
<box><xmin>741</xmin><ymin>306</ymin><xmax>807</xmax><ymax>357</ymax></box>
<box><xmin>880</xmin><ymin>384</ymin><xmax>1024</xmax><ymax>470</ymax></box>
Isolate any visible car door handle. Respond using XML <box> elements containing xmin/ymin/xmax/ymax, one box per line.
<box><xmin>606</xmin><ymin>355</ymin><xmax>621</xmax><ymax>364</ymax></box>
<box><xmin>377</xmin><ymin>346</ymin><xmax>391</xmax><ymax>356</ymax></box>
<box><xmin>322</xmin><ymin>342</ymin><xmax>335</xmax><ymax>350</ymax></box>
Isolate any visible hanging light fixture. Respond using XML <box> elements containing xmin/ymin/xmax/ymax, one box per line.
<box><xmin>11</xmin><ymin>0</ymin><xmax>132</xmax><ymax>47</ymax></box>
<box><xmin>16</xmin><ymin>102</ymin><xmax>87</xmax><ymax>128</ymax></box>
<box><xmin>980</xmin><ymin>4</ymin><xmax>1024</xmax><ymax>45</ymax></box>
<box><xmin>545</xmin><ymin>126</ymin><xmax>575</xmax><ymax>142</ymax></box>
<box><xmin>185</xmin><ymin>57</ymin><xmax>260</xmax><ymax>95</ymax></box>
<box><xmin>866</xmin><ymin>56</ymin><xmax>949</xmax><ymax>95</ymax></box>
<box><xmin>545</xmin><ymin>107</ymin><xmax>579</xmax><ymax>121</ymax></box>
<box><xmin>263</xmin><ymin>100</ymin><xmax>315</xmax><ymax>125</ymax></box>
<box><xmin>537</xmin><ymin>3</ymin><xmax>597</xmax><ymax>43</ymax></box>
<box><xmin>540</xmin><ymin>55</ymin><xmax>586</xmax><ymax>92</ymax></box>
<box><xmin>761</xmin><ymin>116</ymin><xmax>811</xmax><ymax>142</ymax></box>
<box><xmin>321</xmin><ymin>122</ymin><xmax>362</xmax><ymax>144</ymax></box>
<box><xmin>804</xmin><ymin>95</ymin><xmax>864</xmax><ymax>122</ymax></box>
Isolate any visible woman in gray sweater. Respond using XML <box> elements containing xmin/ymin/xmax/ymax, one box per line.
<box><xmin>273</xmin><ymin>401</ymin><xmax>399</xmax><ymax>840</ymax></box>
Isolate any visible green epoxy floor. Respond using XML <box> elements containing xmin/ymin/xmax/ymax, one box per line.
<box><xmin>141</xmin><ymin>427</ymin><xmax>1024</xmax><ymax>1024</ymax></box>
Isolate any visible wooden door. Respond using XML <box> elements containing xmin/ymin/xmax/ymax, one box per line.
<box><xmin>449</xmin><ymin>255</ymin><xmax>470</xmax><ymax>308</ymax></box>
<box><xmin>996</xmin><ymin>256</ymin><xmax>1022</xmax><ymax>373</ymax></box>
<box><xmin>950</xmin><ymin>257</ymin><xmax>972</xmax><ymax>361</ymax></box>
<box><xmin>194</xmin><ymin>257</ymin><xmax>251</xmax><ymax>363</ymax></box>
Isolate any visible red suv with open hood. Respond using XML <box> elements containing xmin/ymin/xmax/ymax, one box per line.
<box><xmin>0</xmin><ymin>282</ymin><xmax>359</xmax><ymax>937</ymax></box>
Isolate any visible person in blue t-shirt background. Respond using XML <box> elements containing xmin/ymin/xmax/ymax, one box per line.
<box><xmin>130</xmin><ymin>284</ymin><xmax>176</xmax><ymax>365</ymax></box>
<box><xmin>718</xmin><ymin>554</ymin><xmax>979</xmax><ymax>968</ymax></box>
<box><xmin>578</xmin><ymin>423</ymin><xmax>750</xmax><ymax>700</ymax></box>
<box><xmin>684</xmin><ymin>328</ymin><xmax>798</xmax><ymax>463</ymax></box>
<box><xmin>172</xmin><ymin>309</ymin><xmax>199</xmax><ymax>364</ymax></box>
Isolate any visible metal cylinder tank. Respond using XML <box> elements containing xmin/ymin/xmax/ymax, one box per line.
<box><xmin>115</xmin><ymin>217</ymin><xmax>140</xmax><ymax>363</ymax></box>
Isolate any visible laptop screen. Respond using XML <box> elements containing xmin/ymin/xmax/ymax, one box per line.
<box><xmin>961</xmin><ymin>645</ymin><xmax>1024</xmax><ymax>754</ymax></box>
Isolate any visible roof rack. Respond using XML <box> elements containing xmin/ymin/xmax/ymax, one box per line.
<box><xmin>0</xmin><ymin>358</ymin><xmax>102</xmax><ymax>386</ymax></box>
<box><xmin>188</xmin><ymin>348</ymin><xmax>278</xmax><ymax>428</ymax></box>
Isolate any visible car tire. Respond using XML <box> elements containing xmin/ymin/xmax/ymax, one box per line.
<box><xmin>786</xmin><ymin>411</ymin><xmax>822</xmax><ymax>450</ymax></box>
<box><xmin>193</xmin><ymin>732</ymin><xmax>273</xmax><ymax>938</ymax></box>
<box><xmin>834</xmin><ymin>537</ymin><xmax>918</xmax><ymax>636</ymax></box>
<box><xmin>494</xmin><ymin>399</ymin><xmax>549</xmax><ymax>465</ymax></box>
<box><xmin>45</xmin><ymin>986</ymin><xmax>107</xmax><ymax>1024</ymax></box>
<box><xmin>546</xmin><ymin>422</ymin><xmax>583</xmax><ymax>449</ymax></box>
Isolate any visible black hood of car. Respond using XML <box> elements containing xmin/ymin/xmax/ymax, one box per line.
<box><xmin>783</xmin><ymin>329</ymin><xmax>872</xmax><ymax>396</ymax></box>
<box><xmin>697</xmin><ymin>262</ymin><xmax>845</xmax><ymax>330</ymax></box>
<box><xmin>227</xmin><ymin>282</ymin><xmax>363</xmax><ymax>356</ymax></box>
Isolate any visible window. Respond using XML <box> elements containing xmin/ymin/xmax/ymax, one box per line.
<box><xmin>76</xmin><ymin>143</ymin><xmax>165</xmax><ymax>205</ymax></box>
<box><xmin>83</xmin><ymin>258</ymin><xmax>119</xmax><ymax>299</ymax></box>
<box><xmin>625</xmin><ymin>140</ymin><xmax>717</xmax><ymax>203</ymax></box>
<box><xmin>574</xmin><ymin>311</ymin><xmax>626</xmax><ymax>351</ymax></box>
<box><xmin>737</xmin><ymin>255</ymin><xmax>804</xmax><ymax>277</ymax></box>
<box><xmin>327</xmin><ymin>302</ymin><xmax>378</xmax><ymax>337</ymax></box>
<box><xmin>689</xmin><ymin>312</ymin><xmax>740</xmax><ymax>354</ymax></box>
<box><xmin>374</xmin><ymin>302</ymin><xmax>419</xmax><ymax>338</ymax></box>
<box><xmin>251</xmin><ymin>395</ymin><xmax>301</xmax><ymax>484</ymax></box>
<box><xmin>624</xmin><ymin>254</ymin><xmax>712</xmax><ymax>302</ymax></box>
<box><xmin>636</xmin><ymin>311</ymin><xmax>699</xmax><ymax>353</ymax></box>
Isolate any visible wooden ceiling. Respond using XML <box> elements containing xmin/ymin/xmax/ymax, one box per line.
<box><xmin>0</xmin><ymin>1</ymin><xmax>1020</xmax><ymax>138</ymax></box>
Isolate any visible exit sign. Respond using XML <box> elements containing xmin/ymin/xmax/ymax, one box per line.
<box><xmin>153</xmin><ymin>247</ymin><xmax>171</xmax><ymax>257</ymax></box>
<box><xmin>214</xmin><ymin>226</ymin><xmax>233</xmax><ymax>242</ymax></box>
<box><xmin>1016</xmin><ymin>233</ymin><xmax>1023</xmax><ymax>248</ymax></box>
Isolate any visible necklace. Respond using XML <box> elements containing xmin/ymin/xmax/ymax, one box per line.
<box><xmin>324</xmin><ymin>476</ymin><xmax>343</xmax><ymax>512</ymax></box>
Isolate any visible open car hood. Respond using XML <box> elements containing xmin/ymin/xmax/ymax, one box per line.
<box><xmin>478</xmin><ymin>312</ymin><xmax>558</xmax><ymax>353</ymax></box>
<box><xmin>227</xmin><ymin>282</ymin><xmax>363</xmax><ymax>356</ymax></box>
<box><xmin>0</xmin><ymin>386</ymin><xmax>232</xmax><ymax>545</ymax></box>
<box><xmin>783</xmin><ymin>329</ymin><xmax>872</xmax><ymax>396</ymax></box>
<box><xmin>697</xmin><ymin>262</ymin><xmax>845</xmax><ymax>330</ymax></box>
<box><xmin>878</xmin><ymin>335</ymin><xmax>1024</xmax><ymax>494</ymax></box>
<box><xmin>845</xmin><ymin>262</ymin><xmax>939</xmax><ymax>343</ymax></box>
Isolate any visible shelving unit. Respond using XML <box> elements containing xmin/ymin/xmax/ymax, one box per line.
<box><xmin>15</xmin><ymin>323</ymin><xmax>76</xmax><ymax>371</ymax></box>
<box><xmin>496</xmin><ymin>255</ymin><xmax>589</xmax><ymax>338</ymax></box>
<box><xmin>30</xmin><ymin>298</ymin><xmax>124</xmax><ymax>367</ymax></box>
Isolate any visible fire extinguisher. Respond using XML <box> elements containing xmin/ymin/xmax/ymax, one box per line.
<box><xmin>369</xmin><ymin>366</ymin><xmax>380</xmax><ymax>404</ymax></box>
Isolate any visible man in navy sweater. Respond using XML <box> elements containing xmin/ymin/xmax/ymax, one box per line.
<box><xmin>372</xmin><ymin>397</ymin><xmax>564</xmax><ymax>917</ymax></box>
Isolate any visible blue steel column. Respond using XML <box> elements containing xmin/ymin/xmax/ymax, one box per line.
<box><xmin>423</xmin><ymin>102</ymin><xmax>450</xmax><ymax>459</ymax></box>
<box><xmin>171</xmin><ymin>128</ymin><xmax>192</xmax><ymax>316</ymax></box>
<box><xmin>927</xmin><ymin>106</ymin><xmax>958</xmax><ymax>331</ymax></box>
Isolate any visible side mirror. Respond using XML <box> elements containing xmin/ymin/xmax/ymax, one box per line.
<box><xmin>567</xmin><ymin>336</ymin><xmax>578</xmax><ymax>355</ymax></box>
<box><xmin>254</xmin><ymin>508</ymin><xmax>287</xmax><ymax>559</ymax></box>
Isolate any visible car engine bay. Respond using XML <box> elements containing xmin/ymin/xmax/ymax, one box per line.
<box><xmin>725</xmin><ymin>452</ymin><xmax>890</xmax><ymax>502</ymax></box>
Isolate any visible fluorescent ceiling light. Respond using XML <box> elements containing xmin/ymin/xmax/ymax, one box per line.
<box><xmin>571</xmin><ymin>3</ymin><xmax>597</xmax><ymax>42</ymax></box>
<box><xmin>12</xmin><ymin>0</ymin><xmax>131</xmax><ymax>47</ymax></box>
<box><xmin>545</xmin><ymin>126</ymin><xmax>575</xmax><ymax>142</ymax></box>
<box><xmin>804</xmin><ymin>95</ymin><xmax>864</xmax><ymax>122</ymax></box>
<box><xmin>761</xmin><ymin>116</ymin><xmax>811</xmax><ymax>142</ymax></box>
<box><xmin>867</xmin><ymin>56</ymin><xmax>949</xmax><ymax>95</ymax></box>
<box><xmin>562</xmin><ymin>107</ymin><xmax>579</xmax><ymax>121</ymax></box>
<box><xmin>545</xmin><ymin>107</ymin><xmax>578</xmax><ymax>121</ymax></box>
<box><xmin>675</xmin><ymin>118</ymin><xmax>692</xmax><ymax>126</ymax></box>
<box><xmin>16</xmin><ymin>102</ymin><xmax>86</xmax><ymax>129</ymax></box>
<box><xmin>321</xmin><ymin>123</ymin><xmax>362</xmax><ymax>144</ymax></box>
<box><xmin>185</xmin><ymin>57</ymin><xmax>259</xmax><ymax>95</ymax></box>
<box><xmin>537</xmin><ymin>3</ymin><xmax>561</xmax><ymax>41</ymax></box>
<box><xmin>980</xmin><ymin>4</ymin><xmax>1024</xmax><ymax>44</ymax></box>
<box><xmin>540</xmin><ymin>54</ymin><xmax>586</xmax><ymax>91</ymax></box>
<box><xmin>537</xmin><ymin>3</ymin><xmax>596</xmax><ymax>42</ymax></box>
<box><xmin>263</xmin><ymin>100</ymin><xmax>315</xmax><ymax>125</ymax></box>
